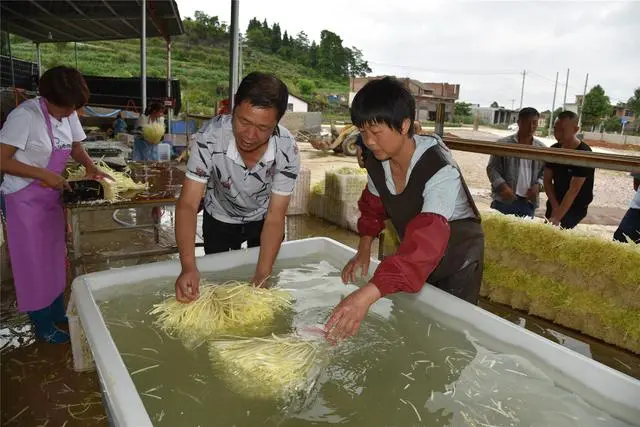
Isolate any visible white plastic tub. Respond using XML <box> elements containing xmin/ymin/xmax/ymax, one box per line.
<box><xmin>69</xmin><ymin>237</ymin><xmax>640</xmax><ymax>426</ymax></box>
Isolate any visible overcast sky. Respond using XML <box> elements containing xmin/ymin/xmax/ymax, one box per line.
<box><xmin>176</xmin><ymin>0</ymin><xmax>639</xmax><ymax>111</ymax></box>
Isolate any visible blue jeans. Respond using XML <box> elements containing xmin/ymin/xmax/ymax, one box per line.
<box><xmin>613</xmin><ymin>208</ymin><xmax>640</xmax><ymax>243</ymax></box>
<box><xmin>132</xmin><ymin>138</ymin><xmax>158</xmax><ymax>161</ymax></box>
<box><xmin>491</xmin><ymin>198</ymin><xmax>535</xmax><ymax>218</ymax></box>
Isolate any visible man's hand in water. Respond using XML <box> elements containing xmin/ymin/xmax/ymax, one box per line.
<box><xmin>325</xmin><ymin>283</ymin><xmax>381</xmax><ymax>341</ymax></box>
<box><xmin>175</xmin><ymin>268</ymin><xmax>200</xmax><ymax>302</ymax></box>
<box><xmin>251</xmin><ymin>269</ymin><xmax>272</xmax><ymax>288</ymax></box>
<box><xmin>341</xmin><ymin>251</ymin><xmax>371</xmax><ymax>284</ymax></box>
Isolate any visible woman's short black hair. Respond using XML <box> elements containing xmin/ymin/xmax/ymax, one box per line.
<box><xmin>145</xmin><ymin>102</ymin><xmax>164</xmax><ymax>116</ymax></box>
<box><xmin>38</xmin><ymin>66</ymin><xmax>89</xmax><ymax>109</ymax></box>
<box><xmin>233</xmin><ymin>72</ymin><xmax>289</xmax><ymax>121</ymax></box>
<box><xmin>351</xmin><ymin>77</ymin><xmax>416</xmax><ymax>138</ymax></box>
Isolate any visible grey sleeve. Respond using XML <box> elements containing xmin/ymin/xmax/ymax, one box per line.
<box><xmin>536</xmin><ymin>161</ymin><xmax>545</xmax><ymax>185</ymax></box>
<box><xmin>486</xmin><ymin>155</ymin><xmax>506</xmax><ymax>190</ymax></box>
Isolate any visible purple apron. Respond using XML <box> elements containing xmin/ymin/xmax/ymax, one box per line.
<box><xmin>4</xmin><ymin>98</ymin><xmax>72</xmax><ymax>312</ymax></box>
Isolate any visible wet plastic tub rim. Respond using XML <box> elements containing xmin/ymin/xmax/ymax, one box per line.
<box><xmin>70</xmin><ymin>237</ymin><xmax>640</xmax><ymax>427</ymax></box>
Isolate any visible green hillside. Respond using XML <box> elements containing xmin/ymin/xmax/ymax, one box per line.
<box><xmin>7</xmin><ymin>13</ymin><xmax>366</xmax><ymax>116</ymax></box>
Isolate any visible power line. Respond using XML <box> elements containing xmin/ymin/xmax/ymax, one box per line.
<box><xmin>367</xmin><ymin>61</ymin><xmax>521</xmax><ymax>76</ymax></box>
<box><xmin>528</xmin><ymin>70</ymin><xmax>584</xmax><ymax>93</ymax></box>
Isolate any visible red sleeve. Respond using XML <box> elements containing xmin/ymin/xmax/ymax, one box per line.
<box><xmin>371</xmin><ymin>213</ymin><xmax>450</xmax><ymax>296</ymax></box>
<box><xmin>357</xmin><ymin>187</ymin><xmax>388</xmax><ymax>237</ymax></box>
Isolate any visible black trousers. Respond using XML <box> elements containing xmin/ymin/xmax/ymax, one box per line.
<box><xmin>428</xmin><ymin>219</ymin><xmax>485</xmax><ymax>305</ymax></box>
<box><xmin>202</xmin><ymin>209</ymin><xmax>264</xmax><ymax>255</ymax></box>
<box><xmin>613</xmin><ymin>208</ymin><xmax>640</xmax><ymax>243</ymax></box>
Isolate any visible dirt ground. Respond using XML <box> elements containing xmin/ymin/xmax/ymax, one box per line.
<box><xmin>299</xmin><ymin>128</ymin><xmax>640</xmax><ymax>235</ymax></box>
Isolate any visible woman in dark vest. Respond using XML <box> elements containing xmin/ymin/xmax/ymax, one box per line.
<box><xmin>325</xmin><ymin>77</ymin><xmax>484</xmax><ymax>341</ymax></box>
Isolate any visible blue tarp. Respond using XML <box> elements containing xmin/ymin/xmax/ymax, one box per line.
<box><xmin>83</xmin><ymin>106</ymin><xmax>122</xmax><ymax>118</ymax></box>
<box><xmin>170</xmin><ymin>120</ymin><xmax>198</xmax><ymax>135</ymax></box>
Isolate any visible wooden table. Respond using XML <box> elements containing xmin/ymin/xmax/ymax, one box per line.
<box><xmin>64</xmin><ymin>162</ymin><xmax>199</xmax><ymax>275</ymax></box>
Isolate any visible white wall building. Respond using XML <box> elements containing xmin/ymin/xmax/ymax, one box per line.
<box><xmin>287</xmin><ymin>94</ymin><xmax>308</xmax><ymax>113</ymax></box>
<box><xmin>471</xmin><ymin>106</ymin><xmax>518</xmax><ymax>126</ymax></box>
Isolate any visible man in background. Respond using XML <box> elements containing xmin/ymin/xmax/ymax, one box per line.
<box><xmin>486</xmin><ymin>107</ymin><xmax>546</xmax><ymax>218</ymax></box>
<box><xmin>544</xmin><ymin>111</ymin><xmax>595</xmax><ymax>229</ymax></box>
<box><xmin>613</xmin><ymin>173</ymin><xmax>640</xmax><ymax>243</ymax></box>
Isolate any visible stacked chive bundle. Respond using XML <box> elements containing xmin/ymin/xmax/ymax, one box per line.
<box><xmin>480</xmin><ymin>213</ymin><xmax>640</xmax><ymax>354</ymax></box>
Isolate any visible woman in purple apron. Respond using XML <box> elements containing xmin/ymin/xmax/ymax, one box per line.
<box><xmin>0</xmin><ymin>66</ymin><xmax>109</xmax><ymax>344</ymax></box>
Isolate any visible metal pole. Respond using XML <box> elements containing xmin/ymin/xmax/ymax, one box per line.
<box><xmin>35</xmin><ymin>42</ymin><xmax>42</xmax><ymax>77</ymax></box>
<box><xmin>562</xmin><ymin>68</ymin><xmax>569</xmax><ymax>107</ymax></box>
<box><xmin>141</xmin><ymin>0</ymin><xmax>147</xmax><ymax>113</ymax></box>
<box><xmin>434</xmin><ymin>103</ymin><xmax>446</xmax><ymax>137</ymax></box>
<box><xmin>228</xmin><ymin>0</ymin><xmax>240</xmax><ymax>109</ymax></box>
<box><xmin>166</xmin><ymin>38</ymin><xmax>172</xmax><ymax>136</ymax></box>
<box><xmin>74</xmin><ymin>42</ymin><xmax>78</xmax><ymax>69</ymax></box>
<box><xmin>548</xmin><ymin>71</ymin><xmax>559</xmax><ymax>133</ymax></box>
<box><xmin>238</xmin><ymin>33</ymin><xmax>243</xmax><ymax>80</ymax></box>
<box><xmin>519</xmin><ymin>70</ymin><xmax>526</xmax><ymax>109</ymax></box>
<box><xmin>577</xmin><ymin>73</ymin><xmax>589</xmax><ymax>129</ymax></box>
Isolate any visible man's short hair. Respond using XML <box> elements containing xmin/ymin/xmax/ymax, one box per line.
<box><xmin>234</xmin><ymin>72</ymin><xmax>289</xmax><ymax>121</ymax></box>
<box><xmin>518</xmin><ymin>107</ymin><xmax>540</xmax><ymax>120</ymax></box>
<box><xmin>557</xmin><ymin>110</ymin><xmax>579</xmax><ymax>122</ymax></box>
<box><xmin>351</xmin><ymin>77</ymin><xmax>416</xmax><ymax>138</ymax></box>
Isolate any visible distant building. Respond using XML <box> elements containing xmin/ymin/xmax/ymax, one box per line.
<box><xmin>349</xmin><ymin>76</ymin><xmax>460</xmax><ymax>122</ymax></box>
<box><xmin>287</xmin><ymin>94</ymin><xmax>308</xmax><ymax>113</ymax></box>
<box><xmin>612</xmin><ymin>104</ymin><xmax>636</xmax><ymax>122</ymax></box>
<box><xmin>563</xmin><ymin>95</ymin><xmax>583</xmax><ymax>115</ymax></box>
<box><xmin>471</xmin><ymin>105</ymin><xmax>518</xmax><ymax>126</ymax></box>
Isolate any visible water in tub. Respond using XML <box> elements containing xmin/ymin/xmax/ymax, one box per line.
<box><xmin>96</xmin><ymin>254</ymin><xmax>638</xmax><ymax>427</ymax></box>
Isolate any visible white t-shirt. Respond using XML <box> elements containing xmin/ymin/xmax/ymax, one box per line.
<box><xmin>630</xmin><ymin>174</ymin><xmax>640</xmax><ymax>209</ymax></box>
<box><xmin>0</xmin><ymin>97</ymin><xmax>86</xmax><ymax>194</ymax></box>
<box><xmin>631</xmin><ymin>188</ymin><xmax>640</xmax><ymax>210</ymax></box>
<box><xmin>515</xmin><ymin>158</ymin><xmax>533</xmax><ymax>197</ymax></box>
<box><xmin>367</xmin><ymin>134</ymin><xmax>476</xmax><ymax>221</ymax></box>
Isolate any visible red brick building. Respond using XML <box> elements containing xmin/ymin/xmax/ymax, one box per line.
<box><xmin>349</xmin><ymin>76</ymin><xmax>460</xmax><ymax>122</ymax></box>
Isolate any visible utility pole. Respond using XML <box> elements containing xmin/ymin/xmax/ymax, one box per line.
<box><xmin>548</xmin><ymin>71</ymin><xmax>559</xmax><ymax>133</ymax></box>
<box><xmin>577</xmin><ymin>73</ymin><xmax>589</xmax><ymax>129</ymax></box>
<box><xmin>238</xmin><ymin>33</ymin><xmax>243</xmax><ymax>80</ymax></box>
<box><xmin>519</xmin><ymin>70</ymin><xmax>526</xmax><ymax>109</ymax></box>
<box><xmin>141</xmin><ymin>0</ymin><xmax>147</xmax><ymax>113</ymax></box>
<box><xmin>562</xmin><ymin>68</ymin><xmax>569</xmax><ymax>107</ymax></box>
<box><xmin>509</xmin><ymin>98</ymin><xmax>516</xmax><ymax>109</ymax></box>
<box><xmin>228</xmin><ymin>0</ymin><xmax>240</xmax><ymax>108</ymax></box>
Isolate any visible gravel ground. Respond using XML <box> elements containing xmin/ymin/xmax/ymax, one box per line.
<box><xmin>450</xmin><ymin>149</ymin><xmax>638</xmax><ymax>210</ymax></box>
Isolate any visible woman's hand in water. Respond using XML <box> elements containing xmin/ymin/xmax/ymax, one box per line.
<box><xmin>325</xmin><ymin>283</ymin><xmax>381</xmax><ymax>341</ymax></box>
<box><xmin>341</xmin><ymin>251</ymin><xmax>371</xmax><ymax>284</ymax></box>
<box><xmin>175</xmin><ymin>267</ymin><xmax>200</xmax><ymax>303</ymax></box>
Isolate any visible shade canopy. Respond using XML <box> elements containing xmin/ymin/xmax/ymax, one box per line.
<box><xmin>1</xmin><ymin>0</ymin><xmax>184</xmax><ymax>43</ymax></box>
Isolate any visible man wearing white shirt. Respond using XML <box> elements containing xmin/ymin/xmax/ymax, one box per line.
<box><xmin>486</xmin><ymin>108</ymin><xmax>546</xmax><ymax>218</ymax></box>
<box><xmin>613</xmin><ymin>173</ymin><xmax>640</xmax><ymax>243</ymax></box>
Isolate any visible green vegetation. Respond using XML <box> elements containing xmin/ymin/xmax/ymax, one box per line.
<box><xmin>7</xmin><ymin>11</ymin><xmax>368</xmax><ymax>115</ymax></box>
<box><xmin>581</xmin><ymin>85</ymin><xmax>611</xmax><ymax>129</ymax></box>
<box><xmin>453</xmin><ymin>101</ymin><xmax>474</xmax><ymax>124</ymax></box>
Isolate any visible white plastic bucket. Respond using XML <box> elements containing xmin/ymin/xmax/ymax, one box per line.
<box><xmin>157</xmin><ymin>143</ymin><xmax>171</xmax><ymax>161</ymax></box>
